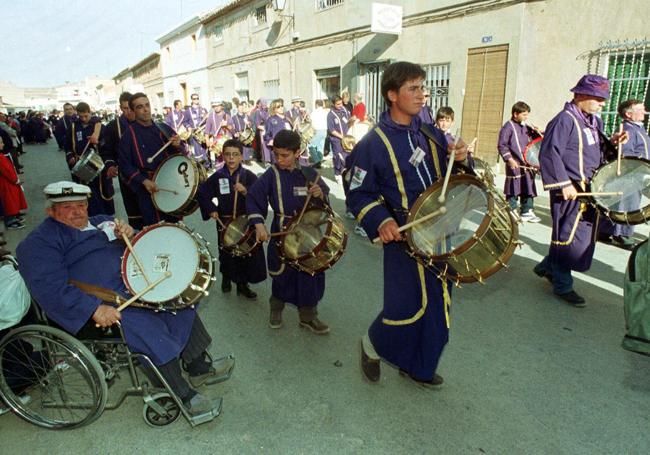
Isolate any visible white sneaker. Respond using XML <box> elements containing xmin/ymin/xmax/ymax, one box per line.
<box><xmin>521</xmin><ymin>210</ymin><xmax>541</xmax><ymax>223</ymax></box>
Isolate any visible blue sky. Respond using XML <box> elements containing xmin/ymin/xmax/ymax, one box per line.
<box><xmin>2</xmin><ymin>0</ymin><xmax>226</xmax><ymax>87</ymax></box>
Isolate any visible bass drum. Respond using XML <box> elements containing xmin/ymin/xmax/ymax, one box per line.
<box><xmin>523</xmin><ymin>137</ymin><xmax>542</xmax><ymax>170</ymax></box>
<box><xmin>152</xmin><ymin>154</ymin><xmax>206</xmax><ymax>217</ymax></box>
<box><xmin>121</xmin><ymin>222</ymin><xmax>215</xmax><ymax>311</ymax></box>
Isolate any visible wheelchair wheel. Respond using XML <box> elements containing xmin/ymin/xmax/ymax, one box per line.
<box><xmin>0</xmin><ymin>324</ymin><xmax>107</xmax><ymax>429</ymax></box>
<box><xmin>143</xmin><ymin>392</ymin><xmax>181</xmax><ymax>427</ymax></box>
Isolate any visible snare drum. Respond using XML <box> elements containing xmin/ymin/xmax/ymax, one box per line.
<box><xmin>299</xmin><ymin>122</ymin><xmax>316</xmax><ymax>150</ymax></box>
<box><xmin>472</xmin><ymin>157</ymin><xmax>496</xmax><ymax>188</ymax></box>
<box><xmin>523</xmin><ymin>137</ymin><xmax>542</xmax><ymax>170</ymax></box>
<box><xmin>72</xmin><ymin>148</ymin><xmax>104</xmax><ymax>184</ymax></box>
<box><xmin>590</xmin><ymin>157</ymin><xmax>650</xmax><ymax>225</ymax></box>
<box><xmin>220</xmin><ymin>216</ymin><xmax>260</xmax><ymax>256</ymax></box>
<box><xmin>277</xmin><ymin>206</ymin><xmax>348</xmax><ymax>275</ymax></box>
<box><xmin>121</xmin><ymin>222</ymin><xmax>215</xmax><ymax>310</ymax></box>
<box><xmin>404</xmin><ymin>174</ymin><xmax>518</xmax><ymax>284</ymax></box>
<box><xmin>239</xmin><ymin>126</ymin><xmax>255</xmax><ymax>146</ymax></box>
<box><xmin>152</xmin><ymin>154</ymin><xmax>206</xmax><ymax>217</ymax></box>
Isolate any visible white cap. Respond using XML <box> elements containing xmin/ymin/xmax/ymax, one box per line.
<box><xmin>211</xmin><ymin>100</ymin><xmax>223</xmax><ymax>106</ymax></box>
<box><xmin>44</xmin><ymin>181</ymin><xmax>91</xmax><ymax>203</ymax></box>
<box><xmin>291</xmin><ymin>96</ymin><xmax>302</xmax><ymax>103</ymax></box>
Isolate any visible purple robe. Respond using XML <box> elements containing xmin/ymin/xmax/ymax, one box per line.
<box><xmin>540</xmin><ymin>102</ymin><xmax>607</xmax><ymax>271</ymax></box>
<box><xmin>418</xmin><ymin>105</ymin><xmax>434</xmax><ymax>125</ymax></box>
<box><xmin>246</xmin><ymin>166</ymin><xmax>329</xmax><ymax>307</ymax></box>
<box><xmin>164</xmin><ymin>109</ymin><xmax>185</xmax><ymax>131</ymax></box>
<box><xmin>183</xmin><ymin>106</ymin><xmax>208</xmax><ymax>162</ymax></box>
<box><xmin>204</xmin><ymin>110</ymin><xmax>230</xmax><ymax>137</ymax></box>
<box><xmin>327</xmin><ymin>107</ymin><xmax>350</xmax><ymax>175</ymax></box>
<box><xmin>197</xmin><ymin>165</ymin><xmax>266</xmax><ymax>284</ymax></box>
<box><xmin>229</xmin><ymin>113</ymin><xmax>253</xmax><ymax>160</ymax></box>
<box><xmin>16</xmin><ymin>215</ymin><xmax>196</xmax><ymax>366</ymax></box>
<box><xmin>498</xmin><ymin>120</ymin><xmax>538</xmax><ymax>197</ymax></box>
<box><xmin>263</xmin><ymin>114</ymin><xmax>292</xmax><ymax>163</ymax></box>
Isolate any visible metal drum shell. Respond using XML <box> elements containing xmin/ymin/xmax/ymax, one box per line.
<box><xmin>405</xmin><ymin>174</ymin><xmax>518</xmax><ymax>283</ymax></box>
<box><xmin>152</xmin><ymin>155</ymin><xmax>206</xmax><ymax>217</ymax></box>
<box><xmin>72</xmin><ymin>149</ymin><xmax>105</xmax><ymax>184</ymax></box>
<box><xmin>590</xmin><ymin>156</ymin><xmax>650</xmax><ymax>225</ymax></box>
<box><xmin>239</xmin><ymin>126</ymin><xmax>255</xmax><ymax>146</ymax></box>
<box><xmin>219</xmin><ymin>216</ymin><xmax>261</xmax><ymax>257</ymax></box>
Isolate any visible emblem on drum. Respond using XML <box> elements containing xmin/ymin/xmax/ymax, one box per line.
<box><xmin>153</xmin><ymin>255</ymin><xmax>171</xmax><ymax>273</ymax></box>
<box><xmin>177</xmin><ymin>162</ymin><xmax>190</xmax><ymax>188</ymax></box>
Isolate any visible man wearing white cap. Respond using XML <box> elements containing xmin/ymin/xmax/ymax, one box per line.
<box><xmin>16</xmin><ymin>181</ymin><xmax>234</xmax><ymax>420</ymax></box>
<box><xmin>286</xmin><ymin>96</ymin><xmax>305</xmax><ymax>128</ymax></box>
<box><xmin>204</xmin><ymin>100</ymin><xmax>231</xmax><ymax>164</ymax></box>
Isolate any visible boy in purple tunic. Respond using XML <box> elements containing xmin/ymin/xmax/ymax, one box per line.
<box><xmin>197</xmin><ymin>139</ymin><xmax>266</xmax><ymax>299</ymax></box>
<box><xmin>247</xmin><ymin>130</ymin><xmax>331</xmax><ymax>334</ymax></box>
<box><xmin>434</xmin><ymin>106</ymin><xmax>456</xmax><ymax>146</ymax></box>
<box><xmin>533</xmin><ymin>75</ymin><xmax>625</xmax><ymax>306</ymax></box>
<box><xmin>497</xmin><ymin>102</ymin><xmax>541</xmax><ymax>222</ymax></box>
<box><xmin>598</xmin><ymin>99</ymin><xmax>649</xmax><ymax>249</ymax></box>
<box><xmin>327</xmin><ymin>95</ymin><xmax>350</xmax><ymax>178</ymax></box>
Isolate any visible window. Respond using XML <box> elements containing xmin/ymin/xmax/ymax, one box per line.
<box><xmin>315</xmin><ymin>0</ymin><xmax>344</xmax><ymax>12</ymax></box>
<box><xmin>213</xmin><ymin>24</ymin><xmax>224</xmax><ymax>44</ymax></box>
<box><xmin>423</xmin><ymin>63</ymin><xmax>451</xmax><ymax>115</ymax></box>
<box><xmin>252</xmin><ymin>6</ymin><xmax>267</xmax><ymax>27</ymax></box>
<box><xmin>213</xmin><ymin>86</ymin><xmax>225</xmax><ymax>102</ymax></box>
<box><xmin>235</xmin><ymin>72</ymin><xmax>249</xmax><ymax>101</ymax></box>
<box><xmin>587</xmin><ymin>39</ymin><xmax>650</xmax><ymax>135</ymax></box>
<box><xmin>263</xmin><ymin>79</ymin><xmax>280</xmax><ymax>100</ymax></box>
<box><xmin>191</xmin><ymin>34</ymin><xmax>197</xmax><ymax>52</ymax></box>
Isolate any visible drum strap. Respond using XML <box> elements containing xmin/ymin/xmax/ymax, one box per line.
<box><xmin>269</xmin><ymin>165</ymin><xmax>287</xmax><ymax>277</ymax></box>
<box><xmin>508</xmin><ymin>121</ymin><xmax>524</xmax><ymax>158</ymax></box>
<box><xmin>374</xmin><ymin>127</ymin><xmax>408</xmax><ymax>210</ymax></box>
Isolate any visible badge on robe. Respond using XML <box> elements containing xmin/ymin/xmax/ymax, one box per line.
<box><xmin>350</xmin><ymin>166</ymin><xmax>367</xmax><ymax>190</ymax></box>
<box><xmin>219</xmin><ymin>178</ymin><xmax>230</xmax><ymax>194</ymax></box>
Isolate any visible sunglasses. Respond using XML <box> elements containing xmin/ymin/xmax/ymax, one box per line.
<box><xmin>191</xmin><ymin>97</ymin><xmax>199</xmax><ymax>100</ymax></box>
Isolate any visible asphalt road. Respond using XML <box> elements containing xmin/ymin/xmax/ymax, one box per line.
<box><xmin>1</xmin><ymin>141</ymin><xmax>648</xmax><ymax>455</ymax></box>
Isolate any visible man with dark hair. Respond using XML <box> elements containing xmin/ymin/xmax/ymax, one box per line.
<box><xmin>598</xmin><ymin>99</ymin><xmax>649</xmax><ymax>248</ymax></box>
<box><xmin>165</xmin><ymin>99</ymin><xmax>185</xmax><ymax>131</ymax></box>
<box><xmin>534</xmin><ymin>75</ymin><xmax>626</xmax><ymax>306</ymax></box>
<box><xmin>64</xmin><ymin>102</ymin><xmax>114</xmax><ymax>216</ymax></box>
<box><xmin>347</xmin><ymin>61</ymin><xmax>468</xmax><ymax>387</ymax></box>
<box><xmin>327</xmin><ymin>95</ymin><xmax>350</xmax><ymax>180</ymax></box>
<box><xmin>119</xmin><ymin>93</ymin><xmax>183</xmax><ymax>226</ymax></box>
<box><xmin>497</xmin><ymin>101</ymin><xmax>541</xmax><ymax>222</ymax></box>
<box><xmin>247</xmin><ymin>129</ymin><xmax>331</xmax><ymax>333</ymax></box>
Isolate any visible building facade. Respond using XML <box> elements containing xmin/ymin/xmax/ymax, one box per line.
<box><xmin>113</xmin><ymin>53</ymin><xmax>164</xmax><ymax>115</ymax></box>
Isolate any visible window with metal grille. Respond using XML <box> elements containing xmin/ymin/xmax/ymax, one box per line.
<box><xmin>423</xmin><ymin>63</ymin><xmax>451</xmax><ymax>116</ymax></box>
<box><xmin>263</xmin><ymin>79</ymin><xmax>280</xmax><ymax>99</ymax></box>
<box><xmin>315</xmin><ymin>0</ymin><xmax>344</xmax><ymax>12</ymax></box>
<box><xmin>584</xmin><ymin>40</ymin><xmax>650</xmax><ymax>135</ymax></box>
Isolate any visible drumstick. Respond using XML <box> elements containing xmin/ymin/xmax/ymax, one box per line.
<box><xmin>295</xmin><ymin>174</ymin><xmax>321</xmax><ymax>226</ymax></box>
<box><xmin>118</xmin><ymin>219</ymin><xmax>151</xmax><ymax>286</ymax></box>
<box><xmin>232</xmin><ymin>174</ymin><xmax>240</xmax><ymax>219</ymax></box>
<box><xmin>147</xmin><ymin>140</ymin><xmax>173</xmax><ymax>163</ymax></box>
<box><xmin>269</xmin><ymin>230</ymin><xmax>293</xmax><ymax>238</ymax></box>
<box><xmin>372</xmin><ymin>206</ymin><xmax>447</xmax><ymax>243</ymax></box>
<box><xmin>117</xmin><ymin>272</ymin><xmax>171</xmax><ymax>312</ymax></box>
<box><xmin>576</xmin><ymin>191</ymin><xmax>623</xmax><ymax>197</ymax></box>
<box><xmin>213</xmin><ymin>213</ymin><xmax>227</xmax><ymax>229</ymax></box>
<box><xmin>438</xmin><ymin>146</ymin><xmax>456</xmax><ymax>203</ymax></box>
<box><xmin>616</xmin><ymin>123</ymin><xmax>623</xmax><ymax>176</ymax></box>
<box><xmin>157</xmin><ymin>187</ymin><xmax>179</xmax><ymax>195</ymax></box>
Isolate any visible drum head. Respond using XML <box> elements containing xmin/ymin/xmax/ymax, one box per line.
<box><xmin>122</xmin><ymin>224</ymin><xmax>200</xmax><ymax>303</ymax></box>
<box><xmin>282</xmin><ymin>209</ymin><xmax>330</xmax><ymax>260</ymax></box>
<box><xmin>408</xmin><ymin>176</ymin><xmax>490</xmax><ymax>258</ymax></box>
<box><xmin>523</xmin><ymin>137</ymin><xmax>542</xmax><ymax>169</ymax></box>
<box><xmin>153</xmin><ymin>155</ymin><xmax>198</xmax><ymax>213</ymax></box>
<box><xmin>591</xmin><ymin>157</ymin><xmax>650</xmax><ymax>224</ymax></box>
<box><xmin>223</xmin><ymin>216</ymin><xmax>250</xmax><ymax>247</ymax></box>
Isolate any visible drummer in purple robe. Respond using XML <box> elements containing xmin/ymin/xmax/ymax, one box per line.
<box><xmin>251</xmin><ymin>98</ymin><xmax>270</xmax><ymax>163</ymax></box>
<box><xmin>263</xmin><ymin>99</ymin><xmax>292</xmax><ymax>164</ymax></box>
<box><xmin>165</xmin><ymin>99</ymin><xmax>185</xmax><ymax>131</ymax></box>
<box><xmin>17</xmin><ymin>181</ymin><xmax>233</xmax><ymax>419</ymax></box>
<box><xmin>598</xmin><ymin>99</ymin><xmax>649</xmax><ymax>249</ymax></box>
<box><xmin>327</xmin><ymin>95</ymin><xmax>351</xmax><ymax>178</ymax></box>
<box><xmin>497</xmin><ymin>102</ymin><xmax>541</xmax><ymax>222</ymax></box>
<box><xmin>64</xmin><ymin>102</ymin><xmax>115</xmax><ymax>217</ymax></box>
<box><xmin>197</xmin><ymin>139</ymin><xmax>266</xmax><ymax>299</ymax></box>
<box><xmin>183</xmin><ymin>93</ymin><xmax>209</xmax><ymax>167</ymax></box>
<box><xmin>228</xmin><ymin>101</ymin><xmax>253</xmax><ymax>162</ymax></box>
<box><xmin>534</xmin><ymin>75</ymin><xmax>625</xmax><ymax>306</ymax></box>
<box><xmin>346</xmin><ymin>61</ymin><xmax>468</xmax><ymax>387</ymax></box>
<box><xmin>247</xmin><ymin>130</ymin><xmax>331</xmax><ymax>334</ymax></box>
<box><xmin>118</xmin><ymin>93</ymin><xmax>183</xmax><ymax>226</ymax></box>
<box><xmin>205</xmin><ymin>100</ymin><xmax>231</xmax><ymax>163</ymax></box>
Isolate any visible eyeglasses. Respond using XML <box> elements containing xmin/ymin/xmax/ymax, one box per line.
<box><xmin>223</xmin><ymin>152</ymin><xmax>241</xmax><ymax>157</ymax></box>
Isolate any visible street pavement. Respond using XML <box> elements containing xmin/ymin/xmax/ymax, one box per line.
<box><xmin>1</xmin><ymin>141</ymin><xmax>648</xmax><ymax>455</ymax></box>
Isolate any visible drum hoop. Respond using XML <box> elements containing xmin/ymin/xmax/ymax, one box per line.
<box><xmin>279</xmin><ymin>206</ymin><xmax>337</xmax><ymax>262</ymax></box>
<box><xmin>151</xmin><ymin>154</ymin><xmax>201</xmax><ymax>215</ymax></box>
<box><xmin>523</xmin><ymin>137</ymin><xmax>542</xmax><ymax>168</ymax></box>
<box><xmin>405</xmin><ymin>174</ymin><xmax>495</xmax><ymax>260</ymax></box>
<box><xmin>120</xmin><ymin>222</ymin><xmax>202</xmax><ymax>304</ymax></box>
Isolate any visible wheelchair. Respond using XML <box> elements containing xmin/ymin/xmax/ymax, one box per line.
<box><xmin>0</xmin><ymin>255</ymin><xmax>225</xmax><ymax>429</ymax></box>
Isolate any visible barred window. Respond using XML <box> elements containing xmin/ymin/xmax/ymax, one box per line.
<box><xmin>423</xmin><ymin>63</ymin><xmax>451</xmax><ymax>115</ymax></box>
<box><xmin>263</xmin><ymin>79</ymin><xmax>280</xmax><ymax>99</ymax></box>
<box><xmin>315</xmin><ymin>0</ymin><xmax>344</xmax><ymax>12</ymax></box>
<box><xmin>253</xmin><ymin>6</ymin><xmax>267</xmax><ymax>27</ymax></box>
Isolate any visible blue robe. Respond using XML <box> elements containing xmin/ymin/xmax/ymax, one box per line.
<box><xmin>498</xmin><ymin>120</ymin><xmax>537</xmax><ymax>197</ymax></box>
<box><xmin>16</xmin><ymin>216</ymin><xmax>195</xmax><ymax>365</ymax></box>
<box><xmin>327</xmin><ymin>107</ymin><xmax>350</xmax><ymax>175</ymax></box>
<box><xmin>118</xmin><ymin>122</ymin><xmax>182</xmax><ymax>226</ymax></box>
<box><xmin>246</xmin><ymin>165</ymin><xmax>329</xmax><ymax>307</ymax></box>
<box><xmin>54</xmin><ymin>114</ymin><xmax>76</xmax><ymax>149</ymax></box>
<box><xmin>346</xmin><ymin>111</ymin><xmax>452</xmax><ymax>381</ymax></box>
<box><xmin>197</xmin><ymin>165</ymin><xmax>266</xmax><ymax>284</ymax></box>
<box><xmin>540</xmin><ymin>102</ymin><xmax>607</xmax><ymax>271</ymax></box>
<box><xmin>183</xmin><ymin>106</ymin><xmax>208</xmax><ymax>163</ymax></box>
<box><xmin>65</xmin><ymin>118</ymin><xmax>115</xmax><ymax>217</ymax></box>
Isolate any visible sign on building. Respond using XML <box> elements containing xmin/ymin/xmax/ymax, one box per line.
<box><xmin>371</xmin><ymin>3</ymin><xmax>403</xmax><ymax>35</ymax></box>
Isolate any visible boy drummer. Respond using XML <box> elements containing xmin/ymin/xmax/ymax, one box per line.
<box><xmin>197</xmin><ymin>139</ymin><xmax>266</xmax><ymax>299</ymax></box>
<box><xmin>246</xmin><ymin>130</ymin><xmax>331</xmax><ymax>334</ymax></box>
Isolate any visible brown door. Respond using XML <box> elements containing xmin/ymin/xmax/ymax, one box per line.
<box><xmin>461</xmin><ymin>44</ymin><xmax>509</xmax><ymax>164</ymax></box>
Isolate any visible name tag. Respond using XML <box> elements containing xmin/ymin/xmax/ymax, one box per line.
<box><xmin>219</xmin><ymin>178</ymin><xmax>230</xmax><ymax>194</ymax></box>
<box><xmin>409</xmin><ymin>146</ymin><xmax>426</xmax><ymax>166</ymax></box>
<box><xmin>583</xmin><ymin>128</ymin><xmax>596</xmax><ymax>146</ymax></box>
<box><xmin>350</xmin><ymin>166</ymin><xmax>367</xmax><ymax>190</ymax></box>
<box><xmin>76</xmin><ymin>131</ymin><xmax>83</xmax><ymax>142</ymax></box>
<box><xmin>293</xmin><ymin>186</ymin><xmax>308</xmax><ymax>196</ymax></box>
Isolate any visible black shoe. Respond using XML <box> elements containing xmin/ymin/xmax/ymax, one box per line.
<box><xmin>359</xmin><ymin>339</ymin><xmax>380</xmax><ymax>382</ymax></box>
<box><xmin>236</xmin><ymin>283</ymin><xmax>257</xmax><ymax>300</ymax></box>
<box><xmin>533</xmin><ymin>266</ymin><xmax>553</xmax><ymax>283</ymax></box>
<box><xmin>597</xmin><ymin>234</ymin><xmax>613</xmax><ymax>244</ymax></box>
<box><xmin>555</xmin><ymin>290</ymin><xmax>586</xmax><ymax>307</ymax></box>
<box><xmin>399</xmin><ymin>369</ymin><xmax>444</xmax><ymax>388</ymax></box>
<box><xmin>221</xmin><ymin>277</ymin><xmax>232</xmax><ymax>293</ymax></box>
<box><xmin>612</xmin><ymin>236</ymin><xmax>636</xmax><ymax>250</ymax></box>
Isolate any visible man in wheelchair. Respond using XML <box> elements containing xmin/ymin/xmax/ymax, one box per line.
<box><xmin>15</xmin><ymin>181</ymin><xmax>234</xmax><ymax>420</ymax></box>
